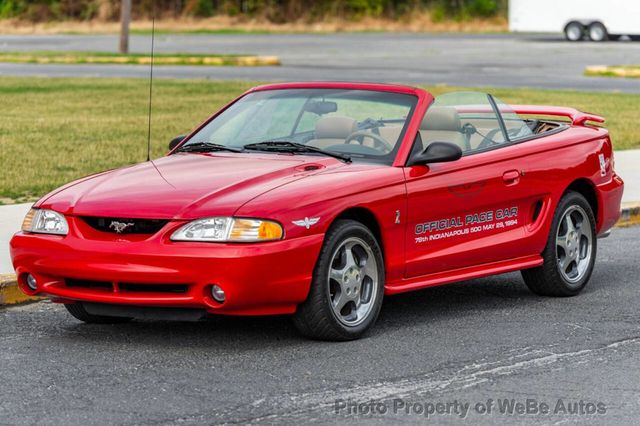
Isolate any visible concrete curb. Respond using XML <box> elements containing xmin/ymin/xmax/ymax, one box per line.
<box><xmin>617</xmin><ymin>202</ymin><xmax>640</xmax><ymax>227</ymax></box>
<box><xmin>0</xmin><ymin>274</ymin><xmax>42</xmax><ymax>306</ymax></box>
<box><xmin>0</xmin><ymin>54</ymin><xmax>282</xmax><ymax>67</ymax></box>
<box><xmin>2</xmin><ymin>204</ymin><xmax>639</xmax><ymax>307</ymax></box>
<box><xmin>585</xmin><ymin>65</ymin><xmax>640</xmax><ymax>79</ymax></box>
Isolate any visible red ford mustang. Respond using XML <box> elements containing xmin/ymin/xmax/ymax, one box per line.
<box><xmin>10</xmin><ymin>82</ymin><xmax>624</xmax><ymax>340</ymax></box>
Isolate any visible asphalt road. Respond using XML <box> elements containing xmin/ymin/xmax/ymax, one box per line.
<box><xmin>2</xmin><ymin>33</ymin><xmax>640</xmax><ymax>91</ymax></box>
<box><xmin>1</xmin><ymin>225</ymin><xmax>639</xmax><ymax>425</ymax></box>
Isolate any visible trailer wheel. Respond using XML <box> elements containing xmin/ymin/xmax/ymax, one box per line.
<box><xmin>564</xmin><ymin>21</ymin><xmax>584</xmax><ymax>41</ymax></box>
<box><xmin>587</xmin><ymin>22</ymin><xmax>609</xmax><ymax>42</ymax></box>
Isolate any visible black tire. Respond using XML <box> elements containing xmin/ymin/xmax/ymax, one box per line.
<box><xmin>564</xmin><ymin>21</ymin><xmax>584</xmax><ymax>41</ymax></box>
<box><xmin>65</xmin><ymin>302</ymin><xmax>133</xmax><ymax>324</ymax></box>
<box><xmin>587</xmin><ymin>22</ymin><xmax>609</xmax><ymax>41</ymax></box>
<box><xmin>293</xmin><ymin>219</ymin><xmax>385</xmax><ymax>341</ymax></box>
<box><xmin>522</xmin><ymin>191</ymin><xmax>597</xmax><ymax>297</ymax></box>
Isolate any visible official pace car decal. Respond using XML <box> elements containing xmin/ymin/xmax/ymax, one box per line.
<box><xmin>414</xmin><ymin>206</ymin><xmax>519</xmax><ymax>244</ymax></box>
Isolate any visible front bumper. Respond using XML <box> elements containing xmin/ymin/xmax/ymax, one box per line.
<box><xmin>10</xmin><ymin>225</ymin><xmax>324</xmax><ymax>316</ymax></box>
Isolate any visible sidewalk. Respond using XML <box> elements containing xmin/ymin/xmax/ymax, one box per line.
<box><xmin>1</xmin><ymin>203</ymin><xmax>31</xmax><ymax>275</ymax></box>
<box><xmin>615</xmin><ymin>149</ymin><xmax>640</xmax><ymax>204</ymax></box>
<box><xmin>0</xmin><ymin>150</ymin><xmax>638</xmax><ymax>274</ymax></box>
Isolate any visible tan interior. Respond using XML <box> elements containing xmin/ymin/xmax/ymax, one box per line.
<box><xmin>306</xmin><ymin>116</ymin><xmax>357</xmax><ymax>149</ymax></box>
<box><xmin>305</xmin><ymin>107</ymin><xmax>509</xmax><ymax>154</ymax></box>
<box><xmin>419</xmin><ymin>106</ymin><xmax>466</xmax><ymax>150</ymax></box>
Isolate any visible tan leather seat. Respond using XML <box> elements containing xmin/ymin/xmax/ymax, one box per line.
<box><xmin>377</xmin><ymin>126</ymin><xmax>402</xmax><ymax>148</ymax></box>
<box><xmin>306</xmin><ymin>116</ymin><xmax>357</xmax><ymax>150</ymax></box>
<box><xmin>419</xmin><ymin>106</ymin><xmax>466</xmax><ymax>151</ymax></box>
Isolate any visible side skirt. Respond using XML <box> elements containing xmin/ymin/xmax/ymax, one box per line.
<box><xmin>385</xmin><ymin>255</ymin><xmax>543</xmax><ymax>295</ymax></box>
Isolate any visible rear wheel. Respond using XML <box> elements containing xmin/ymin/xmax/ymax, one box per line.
<box><xmin>587</xmin><ymin>22</ymin><xmax>609</xmax><ymax>41</ymax></box>
<box><xmin>65</xmin><ymin>302</ymin><xmax>133</xmax><ymax>324</ymax></box>
<box><xmin>522</xmin><ymin>191</ymin><xmax>596</xmax><ymax>296</ymax></box>
<box><xmin>293</xmin><ymin>219</ymin><xmax>384</xmax><ymax>340</ymax></box>
<box><xmin>564</xmin><ymin>21</ymin><xmax>584</xmax><ymax>41</ymax></box>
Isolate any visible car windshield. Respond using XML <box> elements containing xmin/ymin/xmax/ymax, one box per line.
<box><xmin>182</xmin><ymin>88</ymin><xmax>418</xmax><ymax>164</ymax></box>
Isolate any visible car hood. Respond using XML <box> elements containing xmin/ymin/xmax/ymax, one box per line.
<box><xmin>40</xmin><ymin>153</ymin><xmax>343</xmax><ymax>219</ymax></box>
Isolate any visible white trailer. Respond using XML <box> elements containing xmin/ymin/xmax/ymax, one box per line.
<box><xmin>509</xmin><ymin>0</ymin><xmax>640</xmax><ymax>41</ymax></box>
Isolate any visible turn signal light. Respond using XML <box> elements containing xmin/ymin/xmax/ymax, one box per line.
<box><xmin>21</xmin><ymin>209</ymin><xmax>35</xmax><ymax>231</ymax></box>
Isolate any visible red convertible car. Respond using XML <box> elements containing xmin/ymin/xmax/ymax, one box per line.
<box><xmin>10</xmin><ymin>82</ymin><xmax>623</xmax><ymax>340</ymax></box>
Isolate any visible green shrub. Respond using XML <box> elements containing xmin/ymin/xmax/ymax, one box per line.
<box><xmin>467</xmin><ymin>0</ymin><xmax>498</xmax><ymax>17</ymax></box>
<box><xmin>193</xmin><ymin>0</ymin><xmax>214</xmax><ymax>17</ymax></box>
<box><xmin>430</xmin><ymin>4</ymin><xmax>446</xmax><ymax>22</ymax></box>
<box><xmin>0</xmin><ymin>0</ymin><xmax>27</xmax><ymax>18</ymax></box>
<box><xmin>345</xmin><ymin>0</ymin><xmax>385</xmax><ymax>18</ymax></box>
<box><xmin>0</xmin><ymin>0</ymin><xmax>506</xmax><ymax>22</ymax></box>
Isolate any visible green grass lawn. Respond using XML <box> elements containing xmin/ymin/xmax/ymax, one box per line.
<box><xmin>0</xmin><ymin>77</ymin><xmax>638</xmax><ymax>203</ymax></box>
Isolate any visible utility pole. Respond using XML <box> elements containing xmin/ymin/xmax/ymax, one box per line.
<box><xmin>119</xmin><ymin>0</ymin><xmax>131</xmax><ymax>54</ymax></box>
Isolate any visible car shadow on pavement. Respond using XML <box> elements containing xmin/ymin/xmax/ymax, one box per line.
<box><xmin>44</xmin><ymin>268</ymin><xmax>615</xmax><ymax>349</ymax></box>
<box><xmin>48</xmin><ymin>273</ymin><xmax>530</xmax><ymax>344</ymax></box>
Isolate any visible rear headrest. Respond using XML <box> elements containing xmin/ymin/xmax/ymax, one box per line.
<box><xmin>421</xmin><ymin>107</ymin><xmax>461</xmax><ymax>131</ymax></box>
<box><xmin>315</xmin><ymin>116</ymin><xmax>357</xmax><ymax>139</ymax></box>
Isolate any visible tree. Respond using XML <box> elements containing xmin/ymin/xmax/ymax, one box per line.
<box><xmin>119</xmin><ymin>0</ymin><xmax>131</xmax><ymax>54</ymax></box>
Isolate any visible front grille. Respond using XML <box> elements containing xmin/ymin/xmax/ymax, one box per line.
<box><xmin>119</xmin><ymin>283</ymin><xmax>188</xmax><ymax>294</ymax></box>
<box><xmin>66</xmin><ymin>278</ymin><xmax>113</xmax><ymax>291</ymax></box>
<box><xmin>82</xmin><ymin>217</ymin><xmax>169</xmax><ymax>235</ymax></box>
<box><xmin>64</xmin><ymin>279</ymin><xmax>189</xmax><ymax>294</ymax></box>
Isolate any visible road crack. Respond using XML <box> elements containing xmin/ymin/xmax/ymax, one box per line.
<box><xmin>212</xmin><ymin>337</ymin><xmax>640</xmax><ymax>424</ymax></box>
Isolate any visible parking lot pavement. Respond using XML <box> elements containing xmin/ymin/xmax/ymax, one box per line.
<box><xmin>1</xmin><ymin>33</ymin><xmax>640</xmax><ymax>91</ymax></box>
<box><xmin>0</xmin><ymin>225</ymin><xmax>639</xmax><ymax>424</ymax></box>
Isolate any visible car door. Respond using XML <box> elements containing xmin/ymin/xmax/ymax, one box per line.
<box><xmin>403</xmin><ymin>92</ymin><xmax>541</xmax><ymax>278</ymax></box>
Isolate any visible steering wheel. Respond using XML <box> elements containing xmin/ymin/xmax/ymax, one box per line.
<box><xmin>477</xmin><ymin>128</ymin><xmax>503</xmax><ymax>150</ymax></box>
<box><xmin>358</xmin><ymin>117</ymin><xmax>384</xmax><ymax>130</ymax></box>
<box><xmin>345</xmin><ymin>130</ymin><xmax>393</xmax><ymax>153</ymax></box>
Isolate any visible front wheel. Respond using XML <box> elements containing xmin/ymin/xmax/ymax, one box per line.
<box><xmin>293</xmin><ymin>219</ymin><xmax>384</xmax><ymax>340</ymax></box>
<box><xmin>522</xmin><ymin>191</ymin><xmax>596</xmax><ymax>296</ymax></box>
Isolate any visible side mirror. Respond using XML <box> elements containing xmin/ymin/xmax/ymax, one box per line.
<box><xmin>408</xmin><ymin>141</ymin><xmax>462</xmax><ymax>166</ymax></box>
<box><xmin>169</xmin><ymin>135</ymin><xmax>186</xmax><ymax>151</ymax></box>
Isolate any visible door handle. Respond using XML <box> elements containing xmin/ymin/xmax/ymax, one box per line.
<box><xmin>502</xmin><ymin>170</ymin><xmax>521</xmax><ymax>185</ymax></box>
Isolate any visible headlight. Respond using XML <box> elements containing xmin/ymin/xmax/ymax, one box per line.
<box><xmin>22</xmin><ymin>208</ymin><xmax>69</xmax><ymax>236</ymax></box>
<box><xmin>170</xmin><ymin>217</ymin><xmax>283</xmax><ymax>242</ymax></box>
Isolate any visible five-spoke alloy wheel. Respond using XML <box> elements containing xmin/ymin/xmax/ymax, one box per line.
<box><xmin>522</xmin><ymin>191</ymin><xmax>597</xmax><ymax>296</ymax></box>
<box><xmin>328</xmin><ymin>237</ymin><xmax>379</xmax><ymax>327</ymax></box>
<box><xmin>293</xmin><ymin>219</ymin><xmax>384</xmax><ymax>340</ymax></box>
<box><xmin>555</xmin><ymin>205</ymin><xmax>593</xmax><ymax>284</ymax></box>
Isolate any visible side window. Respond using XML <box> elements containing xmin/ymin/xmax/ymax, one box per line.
<box><xmin>492</xmin><ymin>97</ymin><xmax>535</xmax><ymax>141</ymax></box>
<box><xmin>422</xmin><ymin>92</ymin><xmax>506</xmax><ymax>154</ymax></box>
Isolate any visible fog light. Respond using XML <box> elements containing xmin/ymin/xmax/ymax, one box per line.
<box><xmin>26</xmin><ymin>274</ymin><xmax>37</xmax><ymax>291</ymax></box>
<box><xmin>211</xmin><ymin>285</ymin><xmax>225</xmax><ymax>303</ymax></box>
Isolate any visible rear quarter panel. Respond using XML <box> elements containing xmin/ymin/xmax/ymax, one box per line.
<box><xmin>503</xmin><ymin>125</ymin><xmax>615</xmax><ymax>254</ymax></box>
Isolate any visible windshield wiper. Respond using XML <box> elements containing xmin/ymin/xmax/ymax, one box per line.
<box><xmin>243</xmin><ymin>141</ymin><xmax>351</xmax><ymax>163</ymax></box>
<box><xmin>176</xmin><ymin>142</ymin><xmax>243</xmax><ymax>153</ymax></box>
